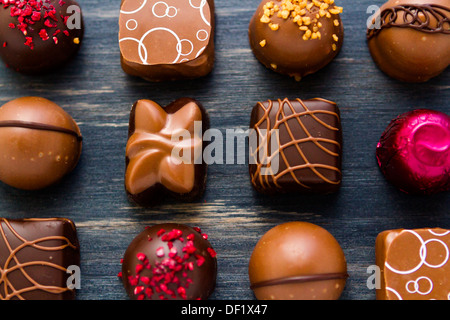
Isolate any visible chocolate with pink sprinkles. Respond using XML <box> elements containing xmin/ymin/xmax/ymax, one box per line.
<box><xmin>0</xmin><ymin>0</ymin><xmax>83</xmax><ymax>73</ymax></box>
<box><xmin>119</xmin><ymin>223</ymin><xmax>218</xmax><ymax>300</ymax></box>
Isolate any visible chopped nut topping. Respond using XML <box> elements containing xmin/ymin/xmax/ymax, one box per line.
<box><xmin>269</xmin><ymin>23</ymin><xmax>280</xmax><ymax>31</ymax></box>
<box><xmin>260</xmin><ymin>39</ymin><xmax>267</xmax><ymax>47</ymax></box>
<box><xmin>261</xmin><ymin>0</ymin><xmax>343</xmax><ymax>41</ymax></box>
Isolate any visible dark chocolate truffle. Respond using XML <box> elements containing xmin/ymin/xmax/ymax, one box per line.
<box><xmin>367</xmin><ymin>0</ymin><xmax>450</xmax><ymax>82</ymax></box>
<box><xmin>0</xmin><ymin>0</ymin><xmax>84</xmax><ymax>74</ymax></box>
<box><xmin>0</xmin><ymin>218</ymin><xmax>80</xmax><ymax>300</ymax></box>
<box><xmin>376</xmin><ymin>228</ymin><xmax>450</xmax><ymax>300</ymax></box>
<box><xmin>0</xmin><ymin>97</ymin><xmax>82</xmax><ymax>190</ymax></box>
<box><xmin>249</xmin><ymin>0</ymin><xmax>344</xmax><ymax>81</ymax></box>
<box><xmin>249</xmin><ymin>98</ymin><xmax>342</xmax><ymax>194</ymax></box>
<box><xmin>249</xmin><ymin>221</ymin><xmax>348</xmax><ymax>300</ymax></box>
<box><xmin>125</xmin><ymin>98</ymin><xmax>209</xmax><ymax>206</ymax></box>
<box><xmin>119</xmin><ymin>0</ymin><xmax>215</xmax><ymax>81</ymax></box>
<box><xmin>120</xmin><ymin>223</ymin><xmax>217</xmax><ymax>300</ymax></box>
<box><xmin>376</xmin><ymin>109</ymin><xmax>450</xmax><ymax>195</ymax></box>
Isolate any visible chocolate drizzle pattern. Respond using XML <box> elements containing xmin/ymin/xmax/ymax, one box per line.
<box><xmin>0</xmin><ymin>120</ymin><xmax>83</xmax><ymax>142</ymax></box>
<box><xmin>0</xmin><ymin>218</ymin><xmax>78</xmax><ymax>300</ymax></box>
<box><xmin>367</xmin><ymin>4</ymin><xmax>450</xmax><ymax>39</ymax></box>
<box><xmin>250</xmin><ymin>98</ymin><xmax>341</xmax><ymax>192</ymax></box>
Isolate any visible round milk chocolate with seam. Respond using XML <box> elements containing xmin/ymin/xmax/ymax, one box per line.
<box><xmin>0</xmin><ymin>0</ymin><xmax>84</xmax><ymax>74</ymax></box>
<box><xmin>367</xmin><ymin>0</ymin><xmax>450</xmax><ymax>82</ymax></box>
<box><xmin>0</xmin><ymin>97</ymin><xmax>82</xmax><ymax>190</ymax></box>
<box><xmin>249</xmin><ymin>0</ymin><xmax>344</xmax><ymax>80</ymax></box>
<box><xmin>120</xmin><ymin>223</ymin><xmax>218</xmax><ymax>300</ymax></box>
<box><xmin>249</xmin><ymin>221</ymin><xmax>348</xmax><ymax>300</ymax></box>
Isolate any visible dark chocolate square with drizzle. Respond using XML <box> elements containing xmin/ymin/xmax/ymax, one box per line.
<box><xmin>0</xmin><ymin>218</ymin><xmax>80</xmax><ymax>300</ymax></box>
<box><xmin>249</xmin><ymin>98</ymin><xmax>342</xmax><ymax>194</ymax></box>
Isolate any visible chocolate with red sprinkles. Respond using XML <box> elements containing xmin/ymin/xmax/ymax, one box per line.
<box><xmin>120</xmin><ymin>223</ymin><xmax>217</xmax><ymax>300</ymax></box>
<box><xmin>0</xmin><ymin>0</ymin><xmax>84</xmax><ymax>73</ymax></box>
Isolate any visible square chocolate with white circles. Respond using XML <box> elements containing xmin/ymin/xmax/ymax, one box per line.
<box><xmin>119</xmin><ymin>0</ymin><xmax>215</xmax><ymax>81</ymax></box>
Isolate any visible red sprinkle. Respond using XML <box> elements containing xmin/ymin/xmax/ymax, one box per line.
<box><xmin>136</xmin><ymin>252</ymin><xmax>146</xmax><ymax>261</ymax></box>
<box><xmin>207</xmin><ymin>247</ymin><xmax>217</xmax><ymax>258</ymax></box>
<box><xmin>156</xmin><ymin>247</ymin><xmax>164</xmax><ymax>257</ymax></box>
<box><xmin>24</xmin><ymin>36</ymin><xmax>33</xmax><ymax>49</ymax></box>
<box><xmin>2</xmin><ymin>0</ymin><xmax>73</xmax><ymax>50</ymax></box>
<box><xmin>39</xmin><ymin>29</ymin><xmax>49</xmax><ymax>41</ymax></box>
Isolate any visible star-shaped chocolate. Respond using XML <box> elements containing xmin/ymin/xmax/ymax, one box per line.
<box><xmin>125</xmin><ymin>98</ymin><xmax>209</xmax><ymax>206</ymax></box>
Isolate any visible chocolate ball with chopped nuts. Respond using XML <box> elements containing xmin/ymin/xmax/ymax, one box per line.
<box><xmin>249</xmin><ymin>0</ymin><xmax>344</xmax><ymax>81</ymax></box>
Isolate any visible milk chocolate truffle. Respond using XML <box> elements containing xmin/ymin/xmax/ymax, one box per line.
<box><xmin>376</xmin><ymin>228</ymin><xmax>450</xmax><ymax>300</ymax></box>
<box><xmin>0</xmin><ymin>97</ymin><xmax>82</xmax><ymax>190</ymax></box>
<box><xmin>249</xmin><ymin>222</ymin><xmax>348</xmax><ymax>300</ymax></box>
<box><xmin>0</xmin><ymin>0</ymin><xmax>84</xmax><ymax>74</ymax></box>
<box><xmin>125</xmin><ymin>98</ymin><xmax>209</xmax><ymax>206</ymax></box>
<box><xmin>120</xmin><ymin>223</ymin><xmax>218</xmax><ymax>300</ymax></box>
<box><xmin>367</xmin><ymin>0</ymin><xmax>450</xmax><ymax>82</ymax></box>
<box><xmin>0</xmin><ymin>218</ymin><xmax>80</xmax><ymax>300</ymax></box>
<box><xmin>119</xmin><ymin>0</ymin><xmax>215</xmax><ymax>82</ymax></box>
<box><xmin>249</xmin><ymin>98</ymin><xmax>342</xmax><ymax>194</ymax></box>
<box><xmin>376</xmin><ymin>109</ymin><xmax>450</xmax><ymax>195</ymax></box>
<box><xmin>249</xmin><ymin>0</ymin><xmax>344</xmax><ymax>81</ymax></box>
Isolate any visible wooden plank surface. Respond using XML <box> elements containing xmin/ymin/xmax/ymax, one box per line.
<box><xmin>0</xmin><ymin>0</ymin><xmax>448</xmax><ymax>300</ymax></box>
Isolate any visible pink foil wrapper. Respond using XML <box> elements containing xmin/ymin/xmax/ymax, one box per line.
<box><xmin>376</xmin><ymin>109</ymin><xmax>450</xmax><ymax>195</ymax></box>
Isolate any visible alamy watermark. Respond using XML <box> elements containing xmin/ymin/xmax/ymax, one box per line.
<box><xmin>168</xmin><ymin>122</ymin><xmax>280</xmax><ymax>176</ymax></box>
<box><xmin>66</xmin><ymin>265</ymin><xmax>81</xmax><ymax>290</ymax></box>
<box><xmin>66</xmin><ymin>5</ymin><xmax>83</xmax><ymax>30</ymax></box>
<box><xmin>366</xmin><ymin>5</ymin><xmax>382</xmax><ymax>30</ymax></box>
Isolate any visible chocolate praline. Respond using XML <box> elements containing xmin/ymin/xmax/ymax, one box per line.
<box><xmin>249</xmin><ymin>0</ymin><xmax>344</xmax><ymax>80</ymax></box>
<box><xmin>376</xmin><ymin>227</ymin><xmax>450</xmax><ymax>300</ymax></box>
<box><xmin>120</xmin><ymin>223</ymin><xmax>218</xmax><ymax>300</ymax></box>
<box><xmin>0</xmin><ymin>0</ymin><xmax>84</xmax><ymax>74</ymax></box>
<box><xmin>367</xmin><ymin>0</ymin><xmax>450</xmax><ymax>82</ymax></box>
<box><xmin>125</xmin><ymin>98</ymin><xmax>209</xmax><ymax>206</ymax></box>
<box><xmin>0</xmin><ymin>97</ymin><xmax>82</xmax><ymax>190</ymax></box>
<box><xmin>376</xmin><ymin>109</ymin><xmax>450</xmax><ymax>195</ymax></box>
<box><xmin>249</xmin><ymin>221</ymin><xmax>348</xmax><ymax>300</ymax></box>
<box><xmin>0</xmin><ymin>218</ymin><xmax>80</xmax><ymax>300</ymax></box>
<box><xmin>249</xmin><ymin>98</ymin><xmax>343</xmax><ymax>194</ymax></box>
<box><xmin>119</xmin><ymin>0</ymin><xmax>215</xmax><ymax>81</ymax></box>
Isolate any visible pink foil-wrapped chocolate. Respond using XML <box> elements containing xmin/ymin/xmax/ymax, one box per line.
<box><xmin>376</xmin><ymin>109</ymin><xmax>450</xmax><ymax>195</ymax></box>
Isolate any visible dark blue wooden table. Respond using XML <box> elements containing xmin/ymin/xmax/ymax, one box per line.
<box><xmin>0</xmin><ymin>0</ymin><xmax>448</xmax><ymax>300</ymax></box>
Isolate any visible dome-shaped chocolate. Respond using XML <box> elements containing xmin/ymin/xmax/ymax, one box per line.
<box><xmin>120</xmin><ymin>223</ymin><xmax>217</xmax><ymax>300</ymax></box>
<box><xmin>0</xmin><ymin>0</ymin><xmax>84</xmax><ymax>74</ymax></box>
<box><xmin>249</xmin><ymin>0</ymin><xmax>344</xmax><ymax>80</ymax></box>
<box><xmin>367</xmin><ymin>0</ymin><xmax>450</xmax><ymax>82</ymax></box>
<box><xmin>249</xmin><ymin>221</ymin><xmax>348</xmax><ymax>300</ymax></box>
<box><xmin>0</xmin><ymin>97</ymin><xmax>82</xmax><ymax>190</ymax></box>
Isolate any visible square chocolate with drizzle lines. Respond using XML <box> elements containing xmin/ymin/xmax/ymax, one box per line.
<box><xmin>0</xmin><ymin>218</ymin><xmax>80</xmax><ymax>300</ymax></box>
<box><xmin>249</xmin><ymin>98</ymin><xmax>343</xmax><ymax>194</ymax></box>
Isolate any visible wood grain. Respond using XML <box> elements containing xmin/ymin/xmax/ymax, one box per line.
<box><xmin>0</xmin><ymin>0</ymin><xmax>448</xmax><ymax>301</ymax></box>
